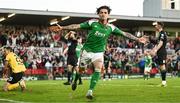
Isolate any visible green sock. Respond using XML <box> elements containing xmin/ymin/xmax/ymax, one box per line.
<box><xmin>79</xmin><ymin>74</ymin><xmax>82</xmax><ymax>83</ymax></box>
<box><xmin>89</xmin><ymin>71</ymin><xmax>100</xmax><ymax>90</ymax></box>
<box><xmin>72</xmin><ymin>71</ymin><xmax>76</xmax><ymax>82</ymax></box>
<box><xmin>144</xmin><ymin>74</ymin><xmax>148</xmax><ymax>79</ymax></box>
<box><xmin>74</xmin><ymin>72</ymin><xmax>80</xmax><ymax>83</ymax></box>
<box><xmin>144</xmin><ymin>74</ymin><xmax>146</xmax><ymax>79</ymax></box>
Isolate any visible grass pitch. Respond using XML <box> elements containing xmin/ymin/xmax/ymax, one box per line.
<box><xmin>0</xmin><ymin>78</ymin><xmax>180</xmax><ymax>103</ymax></box>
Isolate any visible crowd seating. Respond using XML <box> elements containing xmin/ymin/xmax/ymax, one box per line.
<box><xmin>0</xmin><ymin>25</ymin><xmax>179</xmax><ymax>79</ymax></box>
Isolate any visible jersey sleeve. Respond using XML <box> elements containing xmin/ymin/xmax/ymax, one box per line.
<box><xmin>112</xmin><ymin>27</ymin><xmax>124</xmax><ymax>36</ymax></box>
<box><xmin>80</xmin><ymin>22</ymin><xmax>90</xmax><ymax>29</ymax></box>
<box><xmin>109</xmin><ymin>24</ymin><xmax>124</xmax><ymax>36</ymax></box>
<box><xmin>5</xmin><ymin>54</ymin><xmax>10</xmax><ymax>62</ymax></box>
<box><xmin>159</xmin><ymin>33</ymin><xmax>165</xmax><ymax>41</ymax></box>
<box><xmin>80</xmin><ymin>19</ymin><xmax>97</xmax><ymax>29</ymax></box>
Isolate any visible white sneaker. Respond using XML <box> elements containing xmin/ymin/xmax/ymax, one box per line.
<box><xmin>162</xmin><ymin>81</ymin><xmax>166</xmax><ymax>85</ymax></box>
<box><xmin>161</xmin><ymin>84</ymin><xmax>167</xmax><ymax>87</ymax></box>
<box><xmin>161</xmin><ymin>81</ymin><xmax>167</xmax><ymax>87</ymax></box>
<box><xmin>86</xmin><ymin>90</ymin><xmax>93</xmax><ymax>100</ymax></box>
<box><xmin>157</xmin><ymin>82</ymin><xmax>167</xmax><ymax>87</ymax></box>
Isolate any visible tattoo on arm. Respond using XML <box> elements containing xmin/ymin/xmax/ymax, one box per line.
<box><xmin>63</xmin><ymin>24</ymin><xmax>80</xmax><ymax>30</ymax></box>
<box><xmin>122</xmin><ymin>32</ymin><xmax>138</xmax><ymax>41</ymax></box>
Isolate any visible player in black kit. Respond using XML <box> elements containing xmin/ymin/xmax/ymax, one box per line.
<box><xmin>103</xmin><ymin>49</ymin><xmax>112</xmax><ymax>81</ymax></box>
<box><xmin>63</xmin><ymin>31</ymin><xmax>82</xmax><ymax>85</ymax></box>
<box><xmin>151</xmin><ymin>21</ymin><xmax>167</xmax><ymax>87</ymax></box>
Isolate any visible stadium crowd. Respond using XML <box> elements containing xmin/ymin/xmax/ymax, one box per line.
<box><xmin>0</xmin><ymin>25</ymin><xmax>179</xmax><ymax>79</ymax></box>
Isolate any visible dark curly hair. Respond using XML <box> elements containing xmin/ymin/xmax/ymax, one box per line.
<box><xmin>96</xmin><ymin>5</ymin><xmax>111</xmax><ymax>14</ymax></box>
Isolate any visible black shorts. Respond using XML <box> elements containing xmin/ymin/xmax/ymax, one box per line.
<box><xmin>67</xmin><ymin>55</ymin><xmax>78</xmax><ymax>67</ymax></box>
<box><xmin>156</xmin><ymin>54</ymin><xmax>167</xmax><ymax>65</ymax></box>
<box><xmin>7</xmin><ymin>72</ymin><xmax>24</xmax><ymax>84</ymax></box>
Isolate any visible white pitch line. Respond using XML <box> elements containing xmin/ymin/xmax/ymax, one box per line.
<box><xmin>0</xmin><ymin>98</ymin><xmax>31</xmax><ymax>103</ymax></box>
<box><xmin>100</xmin><ymin>83</ymin><xmax>180</xmax><ymax>88</ymax></box>
<box><xmin>28</xmin><ymin>82</ymin><xmax>58</xmax><ymax>85</ymax></box>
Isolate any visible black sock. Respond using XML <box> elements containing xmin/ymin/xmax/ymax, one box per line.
<box><xmin>108</xmin><ymin>73</ymin><xmax>111</xmax><ymax>79</ymax></box>
<box><xmin>67</xmin><ymin>71</ymin><xmax>72</xmax><ymax>83</ymax></box>
<box><xmin>103</xmin><ymin>74</ymin><xmax>105</xmax><ymax>79</ymax></box>
<box><xmin>161</xmin><ymin>70</ymin><xmax>166</xmax><ymax>81</ymax></box>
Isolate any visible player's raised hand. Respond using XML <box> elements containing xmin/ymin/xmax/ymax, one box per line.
<box><xmin>49</xmin><ymin>26</ymin><xmax>60</xmax><ymax>31</ymax></box>
<box><xmin>56</xmin><ymin>24</ymin><xmax>63</xmax><ymax>30</ymax></box>
<box><xmin>138</xmin><ymin>36</ymin><xmax>148</xmax><ymax>44</ymax></box>
<box><xmin>49</xmin><ymin>24</ymin><xmax>63</xmax><ymax>32</ymax></box>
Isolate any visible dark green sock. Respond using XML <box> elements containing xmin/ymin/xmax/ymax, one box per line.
<box><xmin>74</xmin><ymin>72</ymin><xmax>80</xmax><ymax>83</ymax></box>
<box><xmin>79</xmin><ymin>74</ymin><xmax>82</xmax><ymax>83</ymax></box>
<box><xmin>144</xmin><ymin>74</ymin><xmax>148</xmax><ymax>79</ymax></box>
<box><xmin>89</xmin><ymin>71</ymin><xmax>100</xmax><ymax>90</ymax></box>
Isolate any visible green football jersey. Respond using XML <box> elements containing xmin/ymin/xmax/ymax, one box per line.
<box><xmin>145</xmin><ymin>55</ymin><xmax>152</xmax><ymax>67</ymax></box>
<box><xmin>80</xmin><ymin>19</ymin><xmax>124</xmax><ymax>53</ymax></box>
<box><xmin>76</xmin><ymin>44</ymin><xmax>83</xmax><ymax>58</ymax></box>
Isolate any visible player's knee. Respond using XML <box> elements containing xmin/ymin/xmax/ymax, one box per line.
<box><xmin>160</xmin><ymin>65</ymin><xmax>166</xmax><ymax>71</ymax></box>
<box><xmin>94</xmin><ymin>68</ymin><xmax>101</xmax><ymax>72</ymax></box>
<box><xmin>93</xmin><ymin>64</ymin><xmax>103</xmax><ymax>70</ymax></box>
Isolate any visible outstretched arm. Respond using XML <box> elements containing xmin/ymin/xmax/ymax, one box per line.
<box><xmin>122</xmin><ymin>31</ymin><xmax>139</xmax><ymax>41</ymax></box>
<box><xmin>113</xmin><ymin>27</ymin><xmax>147</xmax><ymax>44</ymax></box>
<box><xmin>49</xmin><ymin>24</ymin><xmax>80</xmax><ymax>31</ymax></box>
<box><xmin>122</xmin><ymin>31</ymin><xmax>147</xmax><ymax>44</ymax></box>
<box><xmin>62</xmin><ymin>24</ymin><xmax>80</xmax><ymax>30</ymax></box>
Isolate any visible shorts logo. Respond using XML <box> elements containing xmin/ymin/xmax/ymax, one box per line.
<box><xmin>8</xmin><ymin>77</ymin><xmax>13</xmax><ymax>81</ymax></box>
<box><xmin>160</xmin><ymin>33</ymin><xmax>165</xmax><ymax>39</ymax></box>
<box><xmin>163</xmin><ymin>60</ymin><xmax>166</xmax><ymax>63</ymax></box>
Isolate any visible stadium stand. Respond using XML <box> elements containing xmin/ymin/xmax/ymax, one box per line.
<box><xmin>0</xmin><ymin>9</ymin><xmax>179</xmax><ymax>79</ymax></box>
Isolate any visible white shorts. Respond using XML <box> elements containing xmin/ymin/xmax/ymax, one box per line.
<box><xmin>77</xmin><ymin>58</ymin><xmax>80</xmax><ymax>66</ymax></box>
<box><xmin>144</xmin><ymin>66</ymin><xmax>152</xmax><ymax>72</ymax></box>
<box><xmin>79</xmin><ymin>50</ymin><xmax>104</xmax><ymax>67</ymax></box>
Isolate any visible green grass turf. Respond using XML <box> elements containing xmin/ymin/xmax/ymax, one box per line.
<box><xmin>0</xmin><ymin>78</ymin><xmax>180</xmax><ymax>103</ymax></box>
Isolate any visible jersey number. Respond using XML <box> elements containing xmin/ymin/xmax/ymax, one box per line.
<box><xmin>14</xmin><ymin>55</ymin><xmax>23</xmax><ymax>65</ymax></box>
